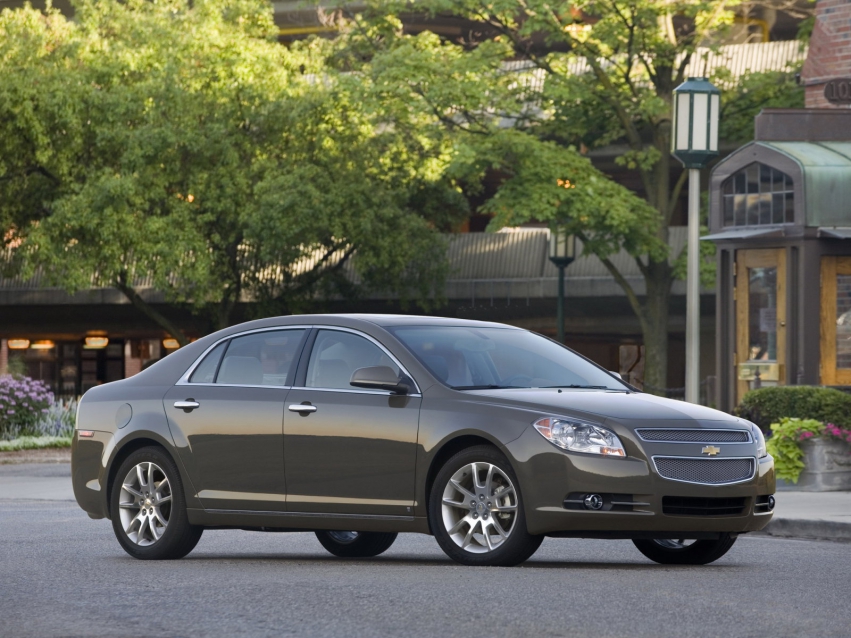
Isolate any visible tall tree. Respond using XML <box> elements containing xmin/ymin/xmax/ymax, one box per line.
<box><xmin>0</xmin><ymin>0</ymin><xmax>465</xmax><ymax>342</ymax></box>
<box><xmin>331</xmin><ymin>0</ymin><xmax>803</xmax><ymax>392</ymax></box>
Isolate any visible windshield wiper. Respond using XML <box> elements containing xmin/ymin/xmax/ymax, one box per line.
<box><xmin>543</xmin><ymin>385</ymin><xmax>616</xmax><ymax>390</ymax></box>
<box><xmin>452</xmin><ymin>384</ymin><xmax>518</xmax><ymax>390</ymax></box>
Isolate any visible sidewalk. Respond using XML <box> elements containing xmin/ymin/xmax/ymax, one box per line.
<box><xmin>762</xmin><ymin>491</ymin><xmax>851</xmax><ymax>542</ymax></box>
<box><xmin>0</xmin><ymin>462</ymin><xmax>849</xmax><ymax>541</ymax></box>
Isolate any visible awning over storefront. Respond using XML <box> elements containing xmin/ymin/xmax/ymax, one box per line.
<box><xmin>700</xmin><ymin>227</ymin><xmax>785</xmax><ymax>241</ymax></box>
<box><xmin>818</xmin><ymin>227</ymin><xmax>851</xmax><ymax>239</ymax></box>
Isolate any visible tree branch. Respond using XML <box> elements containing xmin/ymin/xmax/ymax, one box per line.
<box><xmin>578</xmin><ymin>233</ymin><xmax>648</xmax><ymax>333</ymax></box>
<box><xmin>667</xmin><ymin>169</ymin><xmax>688</xmax><ymax>223</ymax></box>
<box><xmin>115</xmin><ymin>271</ymin><xmax>190</xmax><ymax>346</ymax></box>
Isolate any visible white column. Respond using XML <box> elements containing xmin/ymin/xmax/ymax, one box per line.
<box><xmin>685</xmin><ymin>168</ymin><xmax>701</xmax><ymax>404</ymax></box>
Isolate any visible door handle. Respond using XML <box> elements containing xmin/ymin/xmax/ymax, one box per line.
<box><xmin>174</xmin><ymin>400</ymin><xmax>200</xmax><ymax>412</ymax></box>
<box><xmin>288</xmin><ymin>404</ymin><xmax>317</xmax><ymax>414</ymax></box>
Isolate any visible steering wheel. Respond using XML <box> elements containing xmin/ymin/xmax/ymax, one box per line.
<box><xmin>501</xmin><ymin>374</ymin><xmax>534</xmax><ymax>387</ymax></box>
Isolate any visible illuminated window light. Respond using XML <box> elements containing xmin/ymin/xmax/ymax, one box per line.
<box><xmin>163</xmin><ymin>338</ymin><xmax>180</xmax><ymax>350</ymax></box>
<box><xmin>7</xmin><ymin>339</ymin><xmax>30</xmax><ymax>350</ymax></box>
<box><xmin>84</xmin><ymin>336</ymin><xmax>109</xmax><ymax>349</ymax></box>
<box><xmin>30</xmin><ymin>340</ymin><xmax>55</xmax><ymax>350</ymax></box>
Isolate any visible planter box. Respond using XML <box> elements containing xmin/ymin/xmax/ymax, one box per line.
<box><xmin>776</xmin><ymin>438</ymin><xmax>851</xmax><ymax>492</ymax></box>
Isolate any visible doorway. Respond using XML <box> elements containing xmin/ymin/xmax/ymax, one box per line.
<box><xmin>820</xmin><ymin>256</ymin><xmax>851</xmax><ymax>386</ymax></box>
<box><xmin>736</xmin><ymin>249</ymin><xmax>786</xmax><ymax>403</ymax></box>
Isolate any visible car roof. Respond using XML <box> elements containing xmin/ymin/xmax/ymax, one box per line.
<box><xmin>318</xmin><ymin>314</ymin><xmax>521</xmax><ymax>329</ymax></box>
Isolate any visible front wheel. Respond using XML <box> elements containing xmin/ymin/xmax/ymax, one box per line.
<box><xmin>314</xmin><ymin>530</ymin><xmax>398</xmax><ymax>558</ymax></box>
<box><xmin>429</xmin><ymin>445</ymin><xmax>543</xmax><ymax>566</ymax></box>
<box><xmin>110</xmin><ymin>446</ymin><xmax>203</xmax><ymax>560</ymax></box>
<box><xmin>632</xmin><ymin>535</ymin><xmax>737</xmax><ymax>565</ymax></box>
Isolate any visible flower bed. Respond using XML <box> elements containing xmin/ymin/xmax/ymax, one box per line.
<box><xmin>767</xmin><ymin>418</ymin><xmax>851</xmax><ymax>491</ymax></box>
<box><xmin>1</xmin><ymin>375</ymin><xmax>76</xmax><ymax>445</ymax></box>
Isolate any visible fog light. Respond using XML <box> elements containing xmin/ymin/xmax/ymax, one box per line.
<box><xmin>584</xmin><ymin>494</ymin><xmax>604</xmax><ymax>510</ymax></box>
<box><xmin>768</xmin><ymin>495</ymin><xmax>775</xmax><ymax>511</ymax></box>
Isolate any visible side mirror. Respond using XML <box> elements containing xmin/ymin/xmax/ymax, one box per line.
<box><xmin>350</xmin><ymin>366</ymin><xmax>410</xmax><ymax>394</ymax></box>
<box><xmin>609</xmin><ymin>371</ymin><xmax>624</xmax><ymax>380</ymax></box>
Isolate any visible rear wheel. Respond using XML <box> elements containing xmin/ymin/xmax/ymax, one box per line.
<box><xmin>314</xmin><ymin>530</ymin><xmax>398</xmax><ymax>558</ymax></box>
<box><xmin>429</xmin><ymin>445</ymin><xmax>543</xmax><ymax>566</ymax></box>
<box><xmin>110</xmin><ymin>446</ymin><xmax>203</xmax><ymax>560</ymax></box>
<box><xmin>632</xmin><ymin>535</ymin><xmax>737</xmax><ymax>565</ymax></box>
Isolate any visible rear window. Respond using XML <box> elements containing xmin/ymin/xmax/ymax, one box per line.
<box><xmin>188</xmin><ymin>329</ymin><xmax>306</xmax><ymax>386</ymax></box>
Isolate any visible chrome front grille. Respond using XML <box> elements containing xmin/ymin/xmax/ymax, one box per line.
<box><xmin>653</xmin><ymin>456</ymin><xmax>755</xmax><ymax>485</ymax></box>
<box><xmin>636</xmin><ymin>428</ymin><xmax>750</xmax><ymax>443</ymax></box>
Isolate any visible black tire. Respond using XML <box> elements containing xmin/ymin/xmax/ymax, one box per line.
<box><xmin>314</xmin><ymin>530</ymin><xmax>398</xmax><ymax>558</ymax></box>
<box><xmin>632</xmin><ymin>534</ymin><xmax>737</xmax><ymax>565</ymax></box>
<box><xmin>429</xmin><ymin>445</ymin><xmax>543</xmax><ymax>567</ymax></box>
<box><xmin>110</xmin><ymin>446</ymin><xmax>203</xmax><ymax>560</ymax></box>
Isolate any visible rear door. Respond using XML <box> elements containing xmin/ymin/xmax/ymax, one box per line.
<box><xmin>284</xmin><ymin>328</ymin><xmax>421</xmax><ymax>517</ymax></box>
<box><xmin>164</xmin><ymin>328</ymin><xmax>307</xmax><ymax>512</ymax></box>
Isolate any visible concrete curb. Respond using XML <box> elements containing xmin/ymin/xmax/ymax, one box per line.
<box><xmin>761</xmin><ymin>518</ymin><xmax>851</xmax><ymax>542</ymax></box>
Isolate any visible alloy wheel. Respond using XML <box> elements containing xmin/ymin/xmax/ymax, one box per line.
<box><xmin>118</xmin><ymin>462</ymin><xmax>172</xmax><ymax>546</ymax></box>
<box><xmin>653</xmin><ymin>539</ymin><xmax>698</xmax><ymax>550</ymax></box>
<box><xmin>441</xmin><ymin>462</ymin><xmax>518</xmax><ymax>553</ymax></box>
<box><xmin>327</xmin><ymin>531</ymin><xmax>359</xmax><ymax>544</ymax></box>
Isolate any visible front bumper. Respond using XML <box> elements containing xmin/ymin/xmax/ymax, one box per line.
<box><xmin>505</xmin><ymin>427</ymin><xmax>775</xmax><ymax>536</ymax></box>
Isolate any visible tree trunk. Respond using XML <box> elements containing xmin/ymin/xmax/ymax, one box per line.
<box><xmin>641</xmin><ymin>259</ymin><xmax>673</xmax><ymax>394</ymax></box>
<box><xmin>638</xmin><ymin>100</ymin><xmax>676</xmax><ymax>395</ymax></box>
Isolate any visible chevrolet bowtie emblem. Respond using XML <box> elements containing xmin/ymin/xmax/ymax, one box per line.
<box><xmin>702</xmin><ymin>445</ymin><xmax>721</xmax><ymax>456</ymax></box>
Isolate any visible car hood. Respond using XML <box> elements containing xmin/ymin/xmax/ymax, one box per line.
<box><xmin>463</xmin><ymin>388</ymin><xmax>743</xmax><ymax>427</ymax></box>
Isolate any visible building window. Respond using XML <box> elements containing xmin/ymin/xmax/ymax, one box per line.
<box><xmin>722</xmin><ymin>162</ymin><xmax>794</xmax><ymax>227</ymax></box>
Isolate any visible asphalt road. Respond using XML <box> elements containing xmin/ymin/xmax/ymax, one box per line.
<box><xmin>2</xmin><ymin>498</ymin><xmax>850</xmax><ymax>638</ymax></box>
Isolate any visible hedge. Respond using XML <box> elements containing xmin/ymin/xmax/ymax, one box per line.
<box><xmin>735</xmin><ymin>386</ymin><xmax>851</xmax><ymax>430</ymax></box>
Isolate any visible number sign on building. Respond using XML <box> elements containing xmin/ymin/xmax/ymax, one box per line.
<box><xmin>824</xmin><ymin>79</ymin><xmax>851</xmax><ymax>105</ymax></box>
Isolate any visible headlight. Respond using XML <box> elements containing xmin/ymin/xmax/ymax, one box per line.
<box><xmin>750</xmin><ymin>423</ymin><xmax>767</xmax><ymax>458</ymax></box>
<box><xmin>533</xmin><ymin>417</ymin><xmax>626</xmax><ymax>457</ymax></box>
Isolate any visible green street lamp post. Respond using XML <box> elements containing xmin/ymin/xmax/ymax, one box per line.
<box><xmin>671</xmin><ymin>77</ymin><xmax>720</xmax><ymax>404</ymax></box>
<box><xmin>548</xmin><ymin>227</ymin><xmax>577</xmax><ymax>344</ymax></box>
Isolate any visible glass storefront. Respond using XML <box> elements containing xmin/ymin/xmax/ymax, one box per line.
<box><xmin>7</xmin><ymin>340</ymin><xmax>125</xmax><ymax>397</ymax></box>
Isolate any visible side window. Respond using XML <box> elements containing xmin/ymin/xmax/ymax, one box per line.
<box><xmin>216</xmin><ymin>329</ymin><xmax>306</xmax><ymax>386</ymax></box>
<box><xmin>306</xmin><ymin>330</ymin><xmax>399</xmax><ymax>390</ymax></box>
<box><xmin>188</xmin><ymin>341</ymin><xmax>227</xmax><ymax>383</ymax></box>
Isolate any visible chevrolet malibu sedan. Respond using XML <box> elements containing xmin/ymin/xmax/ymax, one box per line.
<box><xmin>72</xmin><ymin>315</ymin><xmax>775</xmax><ymax>566</ymax></box>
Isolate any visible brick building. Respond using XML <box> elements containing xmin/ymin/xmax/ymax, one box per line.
<box><xmin>802</xmin><ymin>0</ymin><xmax>851</xmax><ymax>108</ymax></box>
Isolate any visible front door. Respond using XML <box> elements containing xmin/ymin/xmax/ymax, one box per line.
<box><xmin>820</xmin><ymin>257</ymin><xmax>851</xmax><ymax>386</ymax></box>
<box><xmin>164</xmin><ymin>328</ymin><xmax>307</xmax><ymax>511</ymax></box>
<box><xmin>284</xmin><ymin>328</ymin><xmax>421</xmax><ymax>517</ymax></box>
<box><xmin>735</xmin><ymin>249</ymin><xmax>787</xmax><ymax>403</ymax></box>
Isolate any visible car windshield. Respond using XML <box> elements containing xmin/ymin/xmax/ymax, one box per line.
<box><xmin>387</xmin><ymin>326</ymin><xmax>628</xmax><ymax>391</ymax></box>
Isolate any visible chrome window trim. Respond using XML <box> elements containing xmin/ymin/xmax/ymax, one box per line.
<box><xmin>288</xmin><ymin>385</ymin><xmax>422</xmax><ymax>398</ymax></box>
<box><xmin>636</xmin><ymin>428</ymin><xmax>753</xmax><ymax>444</ymax></box>
<box><xmin>304</xmin><ymin>326</ymin><xmax>422</xmax><ymax>395</ymax></box>
<box><xmin>176</xmin><ymin>325</ymin><xmax>312</xmax><ymax>387</ymax></box>
<box><xmin>651</xmin><ymin>455</ymin><xmax>757</xmax><ymax>486</ymax></box>
<box><xmin>175</xmin><ymin>324</ymin><xmax>421</xmax><ymax>394</ymax></box>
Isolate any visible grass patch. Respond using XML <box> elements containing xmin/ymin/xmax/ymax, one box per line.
<box><xmin>0</xmin><ymin>436</ymin><xmax>73</xmax><ymax>452</ymax></box>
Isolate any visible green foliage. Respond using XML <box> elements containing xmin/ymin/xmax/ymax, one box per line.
<box><xmin>735</xmin><ymin>386</ymin><xmax>851</xmax><ymax>430</ymax></box>
<box><xmin>0</xmin><ymin>436</ymin><xmax>72</xmax><ymax>452</ymax></box>
<box><xmin>5</xmin><ymin>357</ymin><xmax>26</xmax><ymax>379</ymax></box>
<box><xmin>717</xmin><ymin>67</ymin><xmax>805</xmax><ymax>143</ymax></box>
<box><xmin>1</xmin><ymin>0</ymin><xmax>465</xmax><ymax>337</ymax></box>
<box><xmin>333</xmin><ymin>0</ymin><xmax>761</xmax><ymax>391</ymax></box>
<box><xmin>766</xmin><ymin>418</ymin><xmax>824</xmax><ymax>483</ymax></box>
